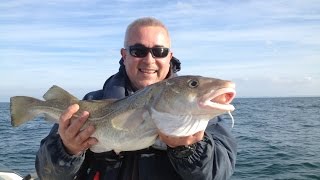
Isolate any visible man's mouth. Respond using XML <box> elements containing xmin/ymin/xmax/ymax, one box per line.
<box><xmin>139</xmin><ymin>68</ymin><xmax>158</xmax><ymax>74</ymax></box>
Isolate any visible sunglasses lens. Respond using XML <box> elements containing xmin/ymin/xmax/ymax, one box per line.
<box><xmin>130</xmin><ymin>47</ymin><xmax>148</xmax><ymax>57</ymax></box>
<box><xmin>151</xmin><ymin>48</ymin><xmax>169</xmax><ymax>58</ymax></box>
<box><xmin>129</xmin><ymin>46</ymin><xmax>169</xmax><ymax>58</ymax></box>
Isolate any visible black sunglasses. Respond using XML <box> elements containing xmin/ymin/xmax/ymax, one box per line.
<box><xmin>128</xmin><ymin>45</ymin><xmax>169</xmax><ymax>58</ymax></box>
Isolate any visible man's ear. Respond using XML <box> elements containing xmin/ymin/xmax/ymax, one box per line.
<box><xmin>169</xmin><ymin>51</ymin><xmax>173</xmax><ymax>60</ymax></box>
<box><xmin>121</xmin><ymin>48</ymin><xmax>127</xmax><ymax>61</ymax></box>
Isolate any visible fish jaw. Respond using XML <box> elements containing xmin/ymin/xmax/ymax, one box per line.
<box><xmin>198</xmin><ymin>87</ymin><xmax>236</xmax><ymax>112</ymax></box>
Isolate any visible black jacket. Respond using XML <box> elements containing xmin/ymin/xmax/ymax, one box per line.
<box><xmin>35</xmin><ymin>57</ymin><xmax>237</xmax><ymax>180</ymax></box>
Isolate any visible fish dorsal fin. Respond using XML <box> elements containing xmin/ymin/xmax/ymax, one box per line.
<box><xmin>43</xmin><ymin>85</ymin><xmax>79</xmax><ymax>102</ymax></box>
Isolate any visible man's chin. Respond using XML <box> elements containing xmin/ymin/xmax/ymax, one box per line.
<box><xmin>136</xmin><ymin>80</ymin><xmax>158</xmax><ymax>89</ymax></box>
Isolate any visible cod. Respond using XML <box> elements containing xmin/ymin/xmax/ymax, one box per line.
<box><xmin>10</xmin><ymin>75</ymin><xmax>236</xmax><ymax>153</ymax></box>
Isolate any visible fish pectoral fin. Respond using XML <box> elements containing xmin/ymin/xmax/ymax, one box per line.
<box><xmin>111</xmin><ymin>109</ymin><xmax>146</xmax><ymax>131</ymax></box>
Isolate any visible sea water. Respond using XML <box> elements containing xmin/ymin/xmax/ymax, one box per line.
<box><xmin>0</xmin><ymin>97</ymin><xmax>319</xmax><ymax>179</ymax></box>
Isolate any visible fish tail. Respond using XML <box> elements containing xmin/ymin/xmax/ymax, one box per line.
<box><xmin>10</xmin><ymin>96</ymin><xmax>42</xmax><ymax>127</ymax></box>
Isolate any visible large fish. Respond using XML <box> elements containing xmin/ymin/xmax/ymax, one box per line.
<box><xmin>10</xmin><ymin>75</ymin><xmax>236</xmax><ymax>153</ymax></box>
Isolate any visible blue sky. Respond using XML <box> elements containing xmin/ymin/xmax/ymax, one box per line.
<box><xmin>1</xmin><ymin>0</ymin><xmax>319</xmax><ymax>102</ymax></box>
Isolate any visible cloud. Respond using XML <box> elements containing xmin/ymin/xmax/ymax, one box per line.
<box><xmin>172</xmin><ymin>25</ymin><xmax>320</xmax><ymax>46</ymax></box>
<box><xmin>0</xmin><ymin>0</ymin><xmax>319</xmax><ymax>101</ymax></box>
<box><xmin>304</xmin><ymin>76</ymin><xmax>312</xmax><ymax>81</ymax></box>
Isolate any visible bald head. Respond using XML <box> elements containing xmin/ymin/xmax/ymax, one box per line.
<box><xmin>124</xmin><ymin>17</ymin><xmax>171</xmax><ymax>47</ymax></box>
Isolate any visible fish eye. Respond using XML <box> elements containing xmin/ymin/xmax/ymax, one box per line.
<box><xmin>188</xmin><ymin>79</ymin><xmax>199</xmax><ymax>88</ymax></box>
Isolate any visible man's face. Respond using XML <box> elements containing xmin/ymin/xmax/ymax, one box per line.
<box><xmin>121</xmin><ymin>26</ymin><xmax>172</xmax><ymax>90</ymax></box>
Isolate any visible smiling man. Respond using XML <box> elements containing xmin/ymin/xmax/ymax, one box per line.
<box><xmin>121</xmin><ymin>21</ymin><xmax>172</xmax><ymax>90</ymax></box>
<box><xmin>35</xmin><ymin>17</ymin><xmax>237</xmax><ymax>180</ymax></box>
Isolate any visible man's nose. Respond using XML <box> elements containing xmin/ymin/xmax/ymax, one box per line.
<box><xmin>142</xmin><ymin>51</ymin><xmax>156</xmax><ymax>64</ymax></box>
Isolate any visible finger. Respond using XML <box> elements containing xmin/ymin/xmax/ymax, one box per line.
<box><xmin>59</xmin><ymin>104</ymin><xmax>80</xmax><ymax>130</ymax></box>
<box><xmin>77</xmin><ymin>137</ymin><xmax>99</xmax><ymax>155</ymax></box>
<box><xmin>158</xmin><ymin>131</ymin><xmax>179</xmax><ymax>147</ymax></box>
<box><xmin>66</xmin><ymin>111</ymin><xmax>90</xmax><ymax>138</ymax></box>
<box><xmin>192</xmin><ymin>131</ymin><xmax>205</xmax><ymax>142</ymax></box>
<box><xmin>183</xmin><ymin>131</ymin><xmax>204</xmax><ymax>145</ymax></box>
<box><xmin>83</xmin><ymin>137</ymin><xmax>98</xmax><ymax>149</ymax></box>
<box><xmin>159</xmin><ymin>130</ymin><xmax>205</xmax><ymax>147</ymax></box>
<box><xmin>62</xmin><ymin>136</ymin><xmax>97</xmax><ymax>155</ymax></box>
<box><xmin>74</xmin><ymin>124</ymin><xmax>95</xmax><ymax>145</ymax></box>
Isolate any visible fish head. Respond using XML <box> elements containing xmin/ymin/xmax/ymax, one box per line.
<box><xmin>151</xmin><ymin>75</ymin><xmax>236</xmax><ymax>118</ymax></box>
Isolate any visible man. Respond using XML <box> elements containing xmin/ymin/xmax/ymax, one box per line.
<box><xmin>36</xmin><ymin>17</ymin><xmax>237</xmax><ymax>180</ymax></box>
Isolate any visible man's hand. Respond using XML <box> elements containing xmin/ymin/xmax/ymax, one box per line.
<box><xmin>58</xmin><ymin>104</ymin><xmax>98</xmax><ymax>155</ymax></box>
<box><xmin>158</xmin><ymin>130</ymin><xmax>204</xmax><ymax>148</ymax></box>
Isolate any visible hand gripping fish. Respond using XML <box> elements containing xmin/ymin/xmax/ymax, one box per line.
<box><xmin>10</xmin><ymin>75</ymin><xmax>236</xmax><ymax>153</ymax></box>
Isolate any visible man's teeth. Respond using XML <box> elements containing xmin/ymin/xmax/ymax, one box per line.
<box><xmin>140</xmin><ymin>69</ymin><xmax>157</xmax><ymax>73</ymax></box>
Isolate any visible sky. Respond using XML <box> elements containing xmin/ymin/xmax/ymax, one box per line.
<box><xmin>1</xmin><ymin>0</ymin><xmax>320</xmax><ymax>102</ymax></box>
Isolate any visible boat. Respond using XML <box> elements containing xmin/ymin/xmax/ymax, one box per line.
<box><xmin>0</xmin><ymin>164</ymin><xmax>36</xmax><ymax>180</ymax></box>
<box><xmin>0</xmin><ymin>171</ymin><xmax>23</xmax><ymax>180</ymax></box>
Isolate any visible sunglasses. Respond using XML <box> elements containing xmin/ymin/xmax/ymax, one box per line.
<box><xmin>128</xmin><ymin>45</ymin><xmax>169</xmax><ymax>58</ymax></box>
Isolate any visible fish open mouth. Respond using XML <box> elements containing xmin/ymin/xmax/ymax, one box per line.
<box><xmin>199</xmin><ymin>88</ymin><xmax>236</xmax><ymax>111</ymax></box>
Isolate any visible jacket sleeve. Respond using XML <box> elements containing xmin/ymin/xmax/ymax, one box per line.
<box><xmin>35</xmin><ymin>124</ymin><xmax>85</xmax><ymax>180</ymax></box>
<box><xmin>167</xmin><ymin>117</ymin><xmax>237</xmax><ymax>180</ymax></box>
